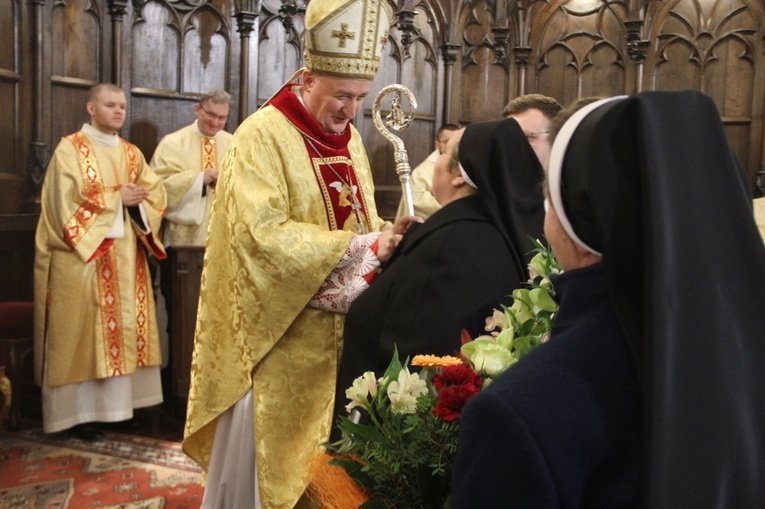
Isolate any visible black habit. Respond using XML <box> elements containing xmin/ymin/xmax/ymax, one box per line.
<box><xmin>452</xmin><ymin>264</ymin><xmax>641</xmax><ymax>509</ymax></box>
<box><xmin>334</xmin><ymin>118</ymin><xmax>545</xmax><ymax>430</ymax></box>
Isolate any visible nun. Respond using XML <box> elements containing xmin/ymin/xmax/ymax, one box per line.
<box><xmin>452</xmin><ymin>90</ymin><xmax>765</xmax><ymax>508</ymax></box>
<box><xmin>334</xmin><ymin>117</ymin><xmax>546</xmax><ymax>436</ymax></box>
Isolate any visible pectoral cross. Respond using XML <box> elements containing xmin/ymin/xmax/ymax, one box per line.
<box><xmin>348</xmin><ymin>190</ymin><xmax>366</xmax><ymax>234</ymax></box>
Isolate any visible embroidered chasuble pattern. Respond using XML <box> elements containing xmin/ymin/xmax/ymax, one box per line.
<box><xmin>202</xmin><ymin>138</ymin><xmax>216</xmax><ymax>172</ymax></box>
<box><xmin>133</xmin><ymin>246</ymin><xmax>151</xmax><ymax>366</ymax></box>
<box><xmin>63</xmin><ymin>132</ymin><xmax>124</xmax><ymax>248</ymax></box>
<box><xmin>65</xmin><ymin>132</ymin><xmax>154</xmax><ymax>378</ymax></box>
<box><xmin>306</xmin><ymin>144</ymin><xmax>370</xmax><ymax>233</ymax></box>
<box><xmin>96</xmin><ymin>247</ymin><xmax>126</xmax><ymax>375</ymax></box>
<box><xmin>270</xmin><ymin>85</ymin><xmax>372</xmax><ymax>234</ymax></box>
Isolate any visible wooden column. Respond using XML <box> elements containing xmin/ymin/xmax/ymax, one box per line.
<box><xmin>441</xmin><ymin>42</ymin><xmax>460</xmax><ymax>124</ymax></box>
<box><xmin>234</xmin><ymin>4</ymin><xmax>258</xmax><ymax>124</ymax></box>
<box><xmin>492</xmin><ymin>0</ymin><xmax>510</xmax><ymax>67</ymax></box>
<box><xmin>625</xmin><ymin>19</ymin><xmax>649</xmax><ymax>94</ymax></box>
<box><xmin>513</xmin><ymin>4</ymin><xmax>531</xmax><ymax>97</ymax></box>
<box><xmin>514</xmin><ymin>47</ymin><xmax>531</xmax><ymax>97</ymax></box>
<box><xmin>107</xmin><ymin>0</ymin><xmax>129</xmax><ymax>85</ymax></box>
<box><xmin>28</xmin><ymin>0</ymin><xmax>47</xmax><ymax>203</ymax></box>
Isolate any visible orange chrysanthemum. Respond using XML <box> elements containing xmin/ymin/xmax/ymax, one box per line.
<box><xmin>411</xmin><ymin>354</ymin><xmax>463</xmax><ymax>369</ymax></box>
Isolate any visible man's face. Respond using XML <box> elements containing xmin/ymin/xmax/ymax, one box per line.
<box><xmin>87</xmin><ymin>90</ymin><xmax>126</xmax><ymax>134</ymax></box>
<box><xmin>302</xmin><ymin>71</ymin><xmax>372</xmax><ymax>134</ymax></box>
<box><xmin>507</xmin><ymin>108</ymin><xmax>552</xmax><ymax>170</ymax></box>
<box><xmin>194</xmin><ymin>100</ymin><xmax>230</xmax><ymax>137</ymax></box>
<box><xmin>434</xmin><ymin>128</ymin><xmax>458</xmax><ymax>154</ymax></box>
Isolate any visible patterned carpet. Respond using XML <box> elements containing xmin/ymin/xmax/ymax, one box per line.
<box><xmin>0</xmin><ymin>425</ymin><xmax>203</xmax><ymax>508</ymax></box>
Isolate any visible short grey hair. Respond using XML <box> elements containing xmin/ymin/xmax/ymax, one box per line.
<box><xmin>199</xmin><ymin>89</ymin><xmax>231</xmax><ymax>106</ymax></box>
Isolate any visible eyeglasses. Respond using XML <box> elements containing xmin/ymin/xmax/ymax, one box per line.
<box><xmin>524</xmin><ymin>130</ymin><xmax>549</xmax><ymax>140</ymax></box>
<box><xmin>199</xmin><ymin>106</ymin><xmax>228</xmax><ymax>122</ymax></box>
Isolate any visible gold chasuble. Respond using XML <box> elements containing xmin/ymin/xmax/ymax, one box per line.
<box><xmin>183</xmin><ymin>84</ymin><xmax>385</xmax><ymax>508</ymax></box>
<box><xmin>151</xmin><ymin>123</ymin><xmax>233</xmax><ymax>246</ymax></box>
<box><xmin>34</xmin><ymin>129</ymin><xmax>167</xmax><ymax>388</ymax></box>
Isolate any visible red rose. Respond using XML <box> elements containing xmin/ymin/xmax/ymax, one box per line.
<box><xmin>433</xmin><ymin>384</ymin><xmax>480</xmax><ymax>421</ymax></box>
<box><xmin>433</xmin><ymin>364</ymin><xmax>482</xmax><ymax>391</ymax></box>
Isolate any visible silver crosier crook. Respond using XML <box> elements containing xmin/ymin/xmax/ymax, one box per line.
<box><xmin>372</xmin><ymin>84</ymin><xmax>418</xmax><ymax>217</ymax></box>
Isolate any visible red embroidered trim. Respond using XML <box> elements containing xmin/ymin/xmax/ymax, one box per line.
<box><xmin>96</xmin><ymin>245</ymin><xmax>126</xmax><ymax>376</ymax></box>
<box><xmin>134</xmin><ymin>246</ymin><xmax>150</xmax><ymax>366</ymax></box>
<box><xmin>202</xmin><ymin>138</ymin><xmax>216</xmax><ymax>170</ymax></box>
<box><xmin>63</xmin><ymin>132</ymin><xmax>108</xmax><ymax>249</ymax></box>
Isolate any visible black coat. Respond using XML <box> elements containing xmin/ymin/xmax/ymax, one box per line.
<box><xmin>334</xmin><ymin>194</ymin><xmax>531</xmax><ymax>426</ymax></box>
<box><xmin>452</xmin><ymin>263</ymin><xmax>642</xmax><ymax>509</ymax></box>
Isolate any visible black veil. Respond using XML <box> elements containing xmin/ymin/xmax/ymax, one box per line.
<box><xmin>458</xmin><ymin>117</ymin><xmax>546</xmax><ymax>274</ymax></box>
<box><xmin>550</xmin><ymin>90</ymin><xmax>765</xmax><ymax>507</ymax></box>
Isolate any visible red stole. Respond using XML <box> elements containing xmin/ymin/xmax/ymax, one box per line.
<box><xmin>270</xmin><ymin>84</ymin><xmax>372</xmax><ymax>234</ymax></box>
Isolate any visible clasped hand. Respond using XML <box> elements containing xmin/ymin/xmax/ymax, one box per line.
<box><xmin>120</xmin><ymin>182</ymin><xmax>149</xmax><ymax>206</ymax></box>
<box><xmin>203</xmin><ymin>168</ymin><xmax>219</xmax><ymax>186</ymax></box>
<box><xmin>376</xmin><ymin>214</ymin><xmax>423</xmax><ymax>263</ymax></box>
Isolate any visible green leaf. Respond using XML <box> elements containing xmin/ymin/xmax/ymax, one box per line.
<box><xmin>380</xmin><ymin>345</ymin><xmax>405</xmax><ymax>390</ymax></box>
<box><xmin>529</xmin><ymin>287</ymin><xmax>557</xmax><ymax>312</ymax></box>
<box><xmin>328</xmin><ymin>456</ymin><xmax>374</xmax><ymax>489</ymax></box>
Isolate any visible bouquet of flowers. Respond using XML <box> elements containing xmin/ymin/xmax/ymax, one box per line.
<box><xmin>318</xmin><ymin>239</ymin><xmax>561</xmax><ymax>509</ymax></box>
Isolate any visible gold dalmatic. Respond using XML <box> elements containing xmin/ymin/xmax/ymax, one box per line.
<box><xmin>34</xmin><ymin>130</ymin><xmax>166</xmax><ymax>388</ymax></box>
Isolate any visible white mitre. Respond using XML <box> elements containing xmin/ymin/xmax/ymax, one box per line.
<box><xmin>304</xmin><ymin>0</ymin><xmax>392</xmax><ymax>80</ymax></box>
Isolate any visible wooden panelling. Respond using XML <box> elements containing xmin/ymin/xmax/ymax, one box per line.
<box><xmin>257</xmin><ymin>2</ymin><xmax>304</xmax><ymax>105</ymax></box>
<box><xmin>164</xmin><ymin>247</ymin><xmax>205</xmax><ymax>417</ymax></box>
<box><xmin>132</xmin><ymin>2</ymin><xmax>181</xmax><ymax>91</ymax></box>
<box><xmin>0</xmin><ymin>215</ymin><xmax>37</xmax><ymax>302</ymax></box>
<box><xmin>0</xmin><ymin>81</ymin><xmax>20</xmax><ymax>173</ymax></box>
<box><xmin>50</xmin><ymin>83</ymin><xmax>91</xmax><ymax>146</ymax></box>
<box><xmin>50</xmin><ymin>0</ymin><xmax>102</xmax><ymax>81</ymax></box>
<box><xmin>1</xmin><ymin>0</ymin><xmax>24</xmax><ymax>182</ymax></box>
<box><xmin>459</xmin><ymin>2</ymin><xmax>510</xmax><ymax>123</ymax></box>
<box><xmin>645</xmin><ymin>0</ymin><xmax>765</xmax><ymax>182</ymax></box>
<box><xmin>533</xmin><ymin>1</ymin><xmax>629</xmax><ymax>103</ymax></box>
<box><xmin>130</xmin><ymin>94</ymin><xmax>200</xmax><ymax>162</ymax></box>
<box><xmin>0</xmin><ymin>0</ymin><xmax>16</xmax><ymax>71</ymax></box>
<box><xmin>180</xmin><ymin>7</ymin><xmax>230</xmax><ymax>93</ymax></box>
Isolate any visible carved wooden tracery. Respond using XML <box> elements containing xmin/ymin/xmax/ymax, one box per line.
<box><xmin>0</xmin><ymin>0</ymin><xmax>763</xmax><ymax>212</ymax></box>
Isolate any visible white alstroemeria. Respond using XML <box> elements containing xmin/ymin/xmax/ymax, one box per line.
<box><xmin>386</xmin><ymin>369</ymin><xmax>427</xmax><ymax>414</ymax></box>
<box><xmin>484</xmin><ymin>308</ymin><xmax>509</xmax><ymax>332</ymax></box>
<box><xmin>345</xmin><ymin>371</ymin><xmax>378</xmax><ymax>413</ymax></box>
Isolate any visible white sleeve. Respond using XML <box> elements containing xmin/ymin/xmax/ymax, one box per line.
<box><xmin>164</xmin><ymin>172</ymin><xmax>207</xmax><ymax>225</ymax></box>
<box><xmin>105</xmin><ymin>200</ymin><xmax>125</xmax><ymax>239</ymax></box>
<box><xmin>307</xmin><ymin>232</ymin><xmax>382</xmax><ymax>314</ymax></box>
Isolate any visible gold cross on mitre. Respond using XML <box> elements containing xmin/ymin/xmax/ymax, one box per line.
<box><xmin>332</xmin><ymin>23</ymin><xmax>356</xmax><ymax>48</ymax></box>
